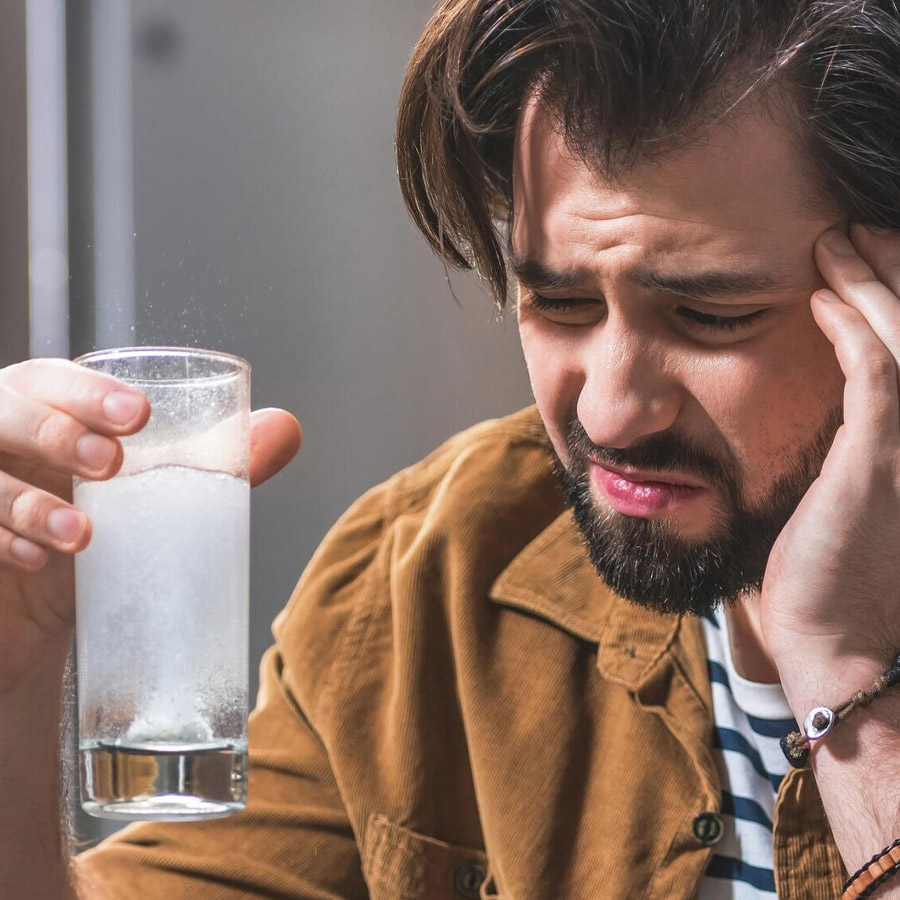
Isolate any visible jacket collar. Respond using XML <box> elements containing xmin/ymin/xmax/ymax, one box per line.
<box><xmin>489</xmin><ymin>509</ymin><xmax>691</xmax><ymax>693</ymax></box>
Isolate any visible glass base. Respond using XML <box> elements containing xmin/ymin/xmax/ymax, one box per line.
<box><xmin>80</xmin><ymin>741</ymin><xmax>247</xmax><ymax>821</ymax></box>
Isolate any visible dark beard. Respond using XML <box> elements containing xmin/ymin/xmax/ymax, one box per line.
<box><xmin>554</xmin><ymin>411</ymin><xmax>842</xmax><ymax>617</ymax></box>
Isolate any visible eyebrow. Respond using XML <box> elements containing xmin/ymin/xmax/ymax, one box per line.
<box><xmin>509</xmin><ymin>253</ymin><xmax>787</xmax><ymax>301</ymax></box>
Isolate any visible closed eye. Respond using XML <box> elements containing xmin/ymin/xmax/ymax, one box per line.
<box><xmin>524</xmin><ymin>292</ymin><xmax>771</xmax><ymax>333</ymax></box>
<box><xmin>526</xmin><ymin>291</ymin><xmax>604</xmax><ymax>313</ymax></box>
<box><xmin>526</xmin><ymin>294</ymin><xmax>595</xmax><ymax>313</ymax></box>
<box><xmin>676</xmin><ymin>307</ymin><xmax>769</xmax><ymax>331</ymax></box>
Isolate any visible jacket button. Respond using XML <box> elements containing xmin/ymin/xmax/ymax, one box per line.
<box><xmin>453</xmin><ymin>860</ymin><xmax>487</xmax><ymax>898</ymax></box>
<box><xmin>692</xmin><ymin>812</ymin><xmax>724</xmax><ymax>846</ymax></box>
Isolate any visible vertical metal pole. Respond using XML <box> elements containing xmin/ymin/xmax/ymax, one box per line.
<box><xmin>91</xmin><ymin>0</ymin><xmax>136</xmax><ymax>347</ymax></box>
<box><xmin>26</xmin><ymin>0</ymin><xmax>70</xmax><ymax>359</ymax></box>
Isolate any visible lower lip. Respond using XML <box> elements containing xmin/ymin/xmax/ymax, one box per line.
<box><xmin>591</xmin><ymin>463</ymin><xmax>705</xmax><ymax>517</ymax></box>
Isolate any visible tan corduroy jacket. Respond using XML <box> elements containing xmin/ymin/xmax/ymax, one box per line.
<box><xmin>75</xmin><ymin>407</ymin><xmax>847</xmax><ymax>900</ymax></box>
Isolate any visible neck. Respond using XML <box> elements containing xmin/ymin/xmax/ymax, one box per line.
<box><xmin>722</xmin><ymin>593</ymin><xmax>781</xmax><ymax>684</ymax></box>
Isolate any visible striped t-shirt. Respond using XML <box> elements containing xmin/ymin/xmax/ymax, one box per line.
<box><xmin>698</xmin><ymin>607</ymin><xmax>797</xmax><ymax>899</ymax></box>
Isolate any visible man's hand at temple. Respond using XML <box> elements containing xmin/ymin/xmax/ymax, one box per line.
<box><xmin>764</xmin><ymin>224</ymin><xmax>900</xmax><ymax>698</ymax></box>
<box><xmin>760</xmin><ymin>224</ymin><xmax>900</xmax><ymax>878</ymax></box>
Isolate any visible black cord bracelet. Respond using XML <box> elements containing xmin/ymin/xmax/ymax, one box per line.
<box><xmin>843</xmin><ymin>837</ymin><xmax>900</xmax><ymax>899</ymax></box>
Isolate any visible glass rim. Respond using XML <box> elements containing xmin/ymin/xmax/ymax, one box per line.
<box><xmin>74</xmin><ymin>346</ymin><xmax>250</xmax><ymax>384</ymax></box>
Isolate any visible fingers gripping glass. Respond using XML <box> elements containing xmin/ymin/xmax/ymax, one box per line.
<box><xmin>73</xmin><ymin>347</ymin><xmax>251</xmax><ymax>821</ymax></box>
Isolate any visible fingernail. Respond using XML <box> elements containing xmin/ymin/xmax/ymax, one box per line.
<box><xmin>11</xmin><ymin>537</ymin><xmax>45</xmax><ymax>565</ymax></box>
<box><xmin>815</xmin><ymin>289</ymin><xmax>841</xmax><ymax>303</ymax></box>
<box><xmin>103</xmin><ymin>390</ymin><xmax>143</xmax><ymax>425</ymax></box>
<box><xmin>47</xmin><ymin>508</ymin><xmax>84</xmax><ymax>542</ymax></box>
<box><xmin>822</xmin><ymin>230</ymin><xmax>856</xmax><ymax>256</ymax></box>
<box><xmin>76</xmin><ymin>433</ymin><xmax>117</xmax><ymax>471</ymax></box>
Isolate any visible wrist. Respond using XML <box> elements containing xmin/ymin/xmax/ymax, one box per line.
<box><xmin>808</xmin><ymin>689</ymin><xmax>900</xmax><ymax>875</ymax></box>
<box><xmin>779</xmin><ymin>651</ymin><xmax>900</xmax><ymax>877</ymax></box>
<box><xmin>777</xmin><ymin>649</ymin><xmax>898</xmax><ymax>725</ymax></box>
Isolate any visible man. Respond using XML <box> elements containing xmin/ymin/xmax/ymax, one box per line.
<box><xmin>4</xmin><ymin>0</ymin><xmax>900</xmax><ymax>897</ymax></box>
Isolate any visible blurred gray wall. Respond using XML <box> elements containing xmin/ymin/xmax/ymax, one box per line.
<box><xmin>120</xmin><ymin>0</ymin><xmax>532</xmax><ymax>687</ymax></box>
<box><xmin>65</xmin><ymin>0</ymin><xmax>533</xmax><ymax>840</ymax></box>
<box><xmin>0</xmin><ymin>1</ymin><xmax>29</xmax><ymax>366</ymax></box>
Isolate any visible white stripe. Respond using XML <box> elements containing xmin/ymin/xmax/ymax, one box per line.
<box><xmin>710</xmin><ymin>681</ymin><xmax>790</xmax><ymax>778</ymax></box>
<box><xmin>712</xmin><ymin>817</ymin><xmax>776</xmax><ymax>870</ymax></box>
<box><xmin>719</xmin><ymin>743</ymin><xmax>778</xmax><ymax>796</ymax></box>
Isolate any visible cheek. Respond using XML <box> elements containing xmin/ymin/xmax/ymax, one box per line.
<box><xmin>519</xmin><ymin>300</ymin><xmax>846</xmax><ymax>492</ymax></box>
<box><xmin>701</xmin><ymin>315</ymin><xmax>844</xmax><ymax>501</ymax></box>
<box><xmin>518</xmin><ymin>317</ymin><xmax>582</xmax><ymax>461</ymax></box>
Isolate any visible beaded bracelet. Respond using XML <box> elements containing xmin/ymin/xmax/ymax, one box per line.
<box><xmin>843</xmin><ymin>838</ymin><xmax>900</xmax><ymax>899</ymax></box>
<box><xmin>780</xmin><ymin>653</ymin><xmax>900</xmax><ymax>768</ymax></box>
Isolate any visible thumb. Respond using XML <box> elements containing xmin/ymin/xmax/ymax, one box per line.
<box><xmin>249</xmin><ymin>408</ymin><xmax>302</xmax><ymax>487</ymax></box>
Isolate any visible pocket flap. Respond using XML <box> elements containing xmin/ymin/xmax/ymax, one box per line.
<box><xmin>364</xmin><ymin>814</ymin><xmax>489</xmax><ymax>899</ymax></box>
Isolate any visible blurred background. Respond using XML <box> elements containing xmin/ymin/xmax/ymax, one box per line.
<box><xmin>2</xmin><ymin>0</ymin><xmax>532</xmax><ymax>845</ymax></box>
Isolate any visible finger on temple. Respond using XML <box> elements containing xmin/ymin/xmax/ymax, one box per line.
<box><xmin>811</xmin><ymin>291</ymin><xmax>900</xmax><ymax>451</ymax></box>
<box><xmin>849</xmin><ymin>223</ymin><xmax>900</xmax><ymax>300</ymax></box>
<box><xmin>815</xmin><ymin>233</ymin><xmax>900</xmax><ymax>366</ymax></box>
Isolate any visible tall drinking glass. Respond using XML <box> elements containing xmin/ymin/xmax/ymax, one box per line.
<box><xmin>73</xmin><ymin>347</ymin><xmax>251</xmax><ymax>821</ymax></box>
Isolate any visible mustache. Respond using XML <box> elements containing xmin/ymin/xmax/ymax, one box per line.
<box><xmin>565</xmin><ymin>419</ymin><xmax>736</xmax><ymax>490</ymax></box>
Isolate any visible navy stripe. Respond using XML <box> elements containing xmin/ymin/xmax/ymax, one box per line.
<box><xmin>746</xmin><ymin>711</ymin><xmax>797</xmax><ymax>738</ymax></box>
<box><xmin>713</xmin><ymin>727</ymin><xmax>784</xmax><ymax>793</ymax></box>
<box><xmin>706</xmin><ymin>855</ymin><xmax>776</xmax><ymax>893</ymax></box>
<box><xmin>707</xmin><ymin>659</ymin><xmax>730</xmax><ymax>689</ymax></box>
<box><xmin>702</xmin><ymin>610</ymin><xmax>720</xmax><ymax>629</ymax></box>
<box><xmin>720</xmin><ymin>790</ymin><xmax>774</xmax><ymax>830</ymax></box>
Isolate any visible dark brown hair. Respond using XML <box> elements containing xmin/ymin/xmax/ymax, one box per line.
<box><xmin>396</xmin><ymin>0</ymin><xmax>900</xmax><ymax>305</ymax></box>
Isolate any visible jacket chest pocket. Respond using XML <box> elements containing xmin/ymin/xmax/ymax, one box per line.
<box><xmin>364</xmin><ymin>814</ymin><xmax>499</xmax><ymax>900</ymax></box>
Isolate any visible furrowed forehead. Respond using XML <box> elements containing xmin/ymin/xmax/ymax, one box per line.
<box><xmin>510</xmin><ymin>88</ymin><xmax>841</xmax><ymax>290</ymax></box>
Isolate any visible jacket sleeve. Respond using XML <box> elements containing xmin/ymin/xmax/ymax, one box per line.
<box><xmin>73</xmin><ymin>483</ymin><xmax>389</xmax><ymax>900</ymax></box>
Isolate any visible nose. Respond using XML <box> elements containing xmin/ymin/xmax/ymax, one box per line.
<box><xmin>577</xmin><ymin>323</ymin><xmax>682</xmax><ymax>450</ymax></box>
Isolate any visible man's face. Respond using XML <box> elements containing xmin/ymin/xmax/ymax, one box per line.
<box><xmin>513</xmin><ymin>98</ymin><xmax>845</xmax><ymax>615</ymax></box>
